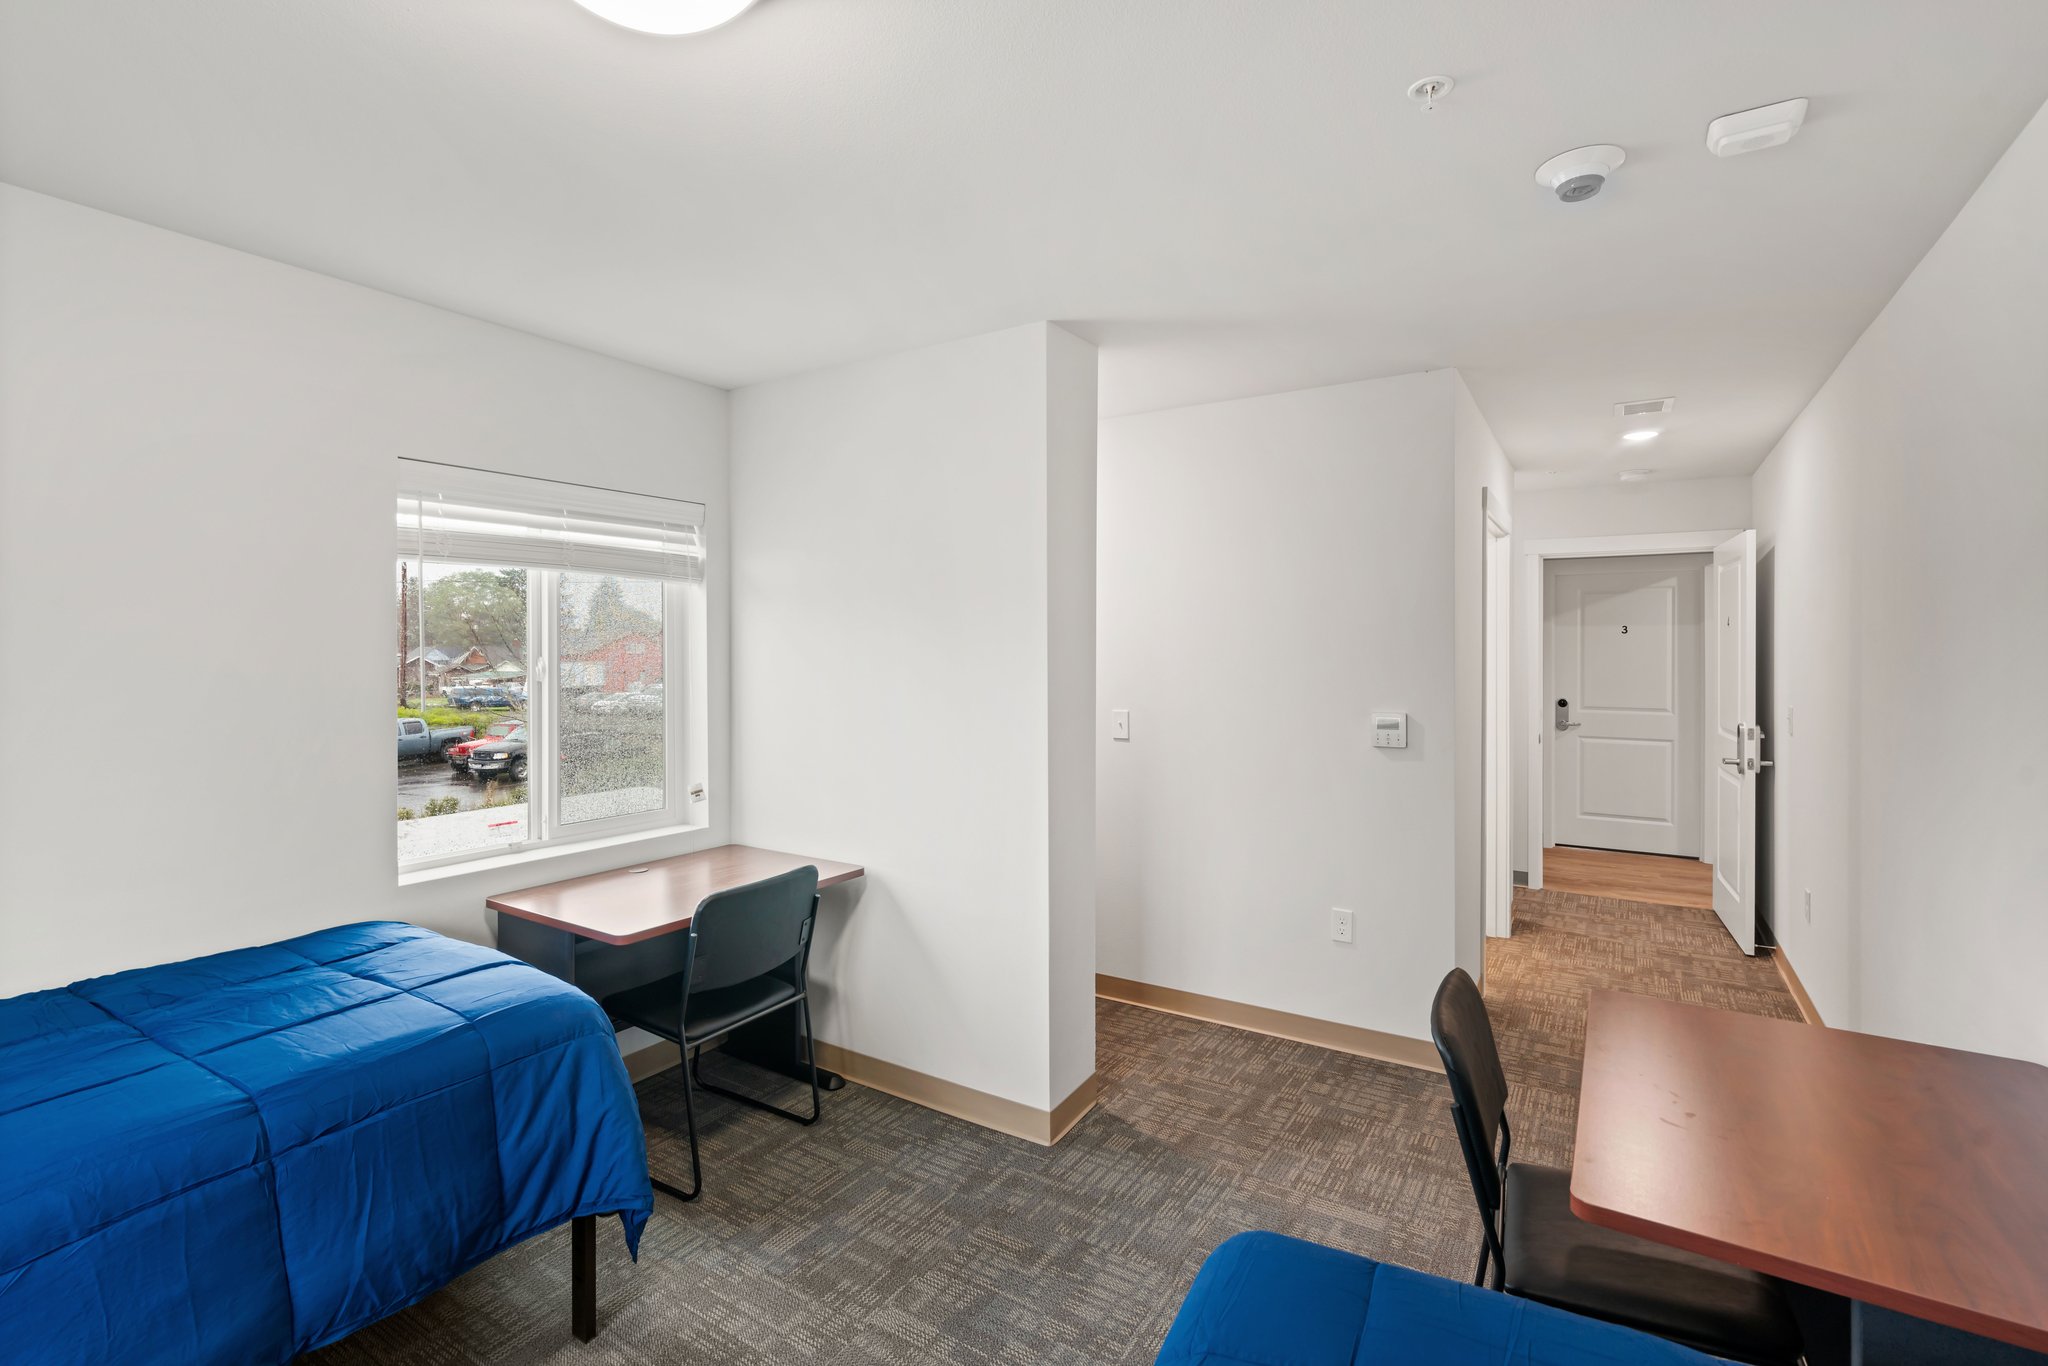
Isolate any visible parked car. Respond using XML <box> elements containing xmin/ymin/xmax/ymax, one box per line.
<box><xmin>446</xmin><ymin>720</ymin><xmax>526</xmax><ymax>771</ymax></box>
<box><xmin>466</xmin><ymin>689</ymin><xmax>516</xmax><ymax>709</ymax></box>
<box><xmin>397</xmin><ymin>717</ymin><xmax>473</xmax><ymax>760</ymax></box>
<box><xmin>467</xmin><ymin>737</ymin><xmax>529</xmax><ymax>782</ymax></box>
<box><xmin>591</xmin><ymin>690</ymin><xmax>663</xmax><ymax>714</ymax></box>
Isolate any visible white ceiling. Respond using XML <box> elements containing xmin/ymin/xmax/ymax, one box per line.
<box><xmin>5</xmin><ymin>1</ymin><xmax>2047</xmax><ymax>485</ymax></box>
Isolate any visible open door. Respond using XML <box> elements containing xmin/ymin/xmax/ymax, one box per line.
<box><xmin>1707</xmin><ymin>530</ymin><xmax>1760</xmax><ymax>954</ymax></box>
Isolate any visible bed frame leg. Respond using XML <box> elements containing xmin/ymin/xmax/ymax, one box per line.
<box><xmin>571</xmin><ymin>1215</ymin><xmax>597</xmax><ymax>1342</ymax></box>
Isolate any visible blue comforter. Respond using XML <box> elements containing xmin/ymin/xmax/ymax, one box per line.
<box><xmin>0</xmin><ymin>921</ymin><xmax>654</xmax><ymax>1365</ymax></box>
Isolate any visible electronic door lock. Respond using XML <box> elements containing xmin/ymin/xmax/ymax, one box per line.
<box><xmin>1722</xmin><ymin>724</ymin><xmax>1773</xmax><ymax>772</ymax></box>
<box><xmin>1555</xmin><ymin>698</ymin><xmax>1580</xmax><ymax>731</ymax></box>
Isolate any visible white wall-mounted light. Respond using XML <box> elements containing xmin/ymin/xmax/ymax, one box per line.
<box><xmin>1621</xmin><ymin>429</ymin><xmax>1660</xmax><ymax>443</ymax></box>
<box><xmin>569</xmin><ymin>0</ymin><xmax>758</xmax><ymax>35</ymax></box>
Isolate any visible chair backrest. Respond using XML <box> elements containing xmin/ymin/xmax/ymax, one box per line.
<box><xmin>1430</xmin><ymin>968</ymin><xmax>1512</xmax><ymax>1221</ymax></box>
<box><xmin>687</xmin><ymin>865</ymin><xmax>821</xmax><ymax>994</ymax></box>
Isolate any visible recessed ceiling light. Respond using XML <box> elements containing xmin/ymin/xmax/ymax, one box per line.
<box><xmin>569</xmin><ymin>0</ymin><xmax>758</xmax><ymax>35</ymax></box>
<box><xmin>1621</xmin><ymin>429</ymin><xmax>1660</xmax><ymax>443</ymax></box>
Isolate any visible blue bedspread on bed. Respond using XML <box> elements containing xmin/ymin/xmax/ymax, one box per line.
<box><xmin>0</xmin><ymin>921</ymin><xmax>654</xmax><ymax>1365</ymax></box>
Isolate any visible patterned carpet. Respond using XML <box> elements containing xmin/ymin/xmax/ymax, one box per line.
<box><xmin>309</xmin><ymin>887</ymin><xmax>1797</xmax><ymax>1364</ymax></box>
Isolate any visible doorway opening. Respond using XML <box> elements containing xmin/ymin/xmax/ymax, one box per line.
<box><xmin>1513</xmin><ymin>530</ymin><xmax>1761</xmax><ymax>954</ymax></box>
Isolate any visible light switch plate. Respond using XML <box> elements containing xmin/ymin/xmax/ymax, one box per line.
<box><xmin>1111</xmin><ymin>709</ymin><xmax>1130</xmax><ymax>741</ymax></box>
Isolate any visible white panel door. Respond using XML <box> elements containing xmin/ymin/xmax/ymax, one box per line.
<box><xmin>1548</xmin><ymin>555</ymin><xmax>1705</xmax><ymax>858</ymax></box>
<box><xmin>1707</xmin><ymin>531</ymin><xmax>1759</xmax><ymax>954</ymax></box>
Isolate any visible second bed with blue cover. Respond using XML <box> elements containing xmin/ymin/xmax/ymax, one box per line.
<box><xmin>0</xmin><ymin>920</ymin><xmax>653</xmax><ymax>1365</ymax></box>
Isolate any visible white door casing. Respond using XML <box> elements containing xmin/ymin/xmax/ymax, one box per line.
<box><xmin>1547</xmin><ymin>555</ymin><xmax>1705</xmax><ymax>858</ymax></box>
<box><xmin>1483</xmin><ymin>491</ymin><xmax>1512</xmax><ymax>938</ymax></box>
<box><xmin>1707</xmin><ymin>530</ymin><xmax>1759</xmax><ymax>954</ymax></box>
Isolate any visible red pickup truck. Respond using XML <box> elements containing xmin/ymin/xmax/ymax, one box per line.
<box><xmin>446</xmin><ymin>720</ymin><xmax>526</xmax><ymax>771</ymax></box>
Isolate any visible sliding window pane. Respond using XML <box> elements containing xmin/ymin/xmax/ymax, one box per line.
<box><xmin>559</xmin><ymin>571</ymin><xmax>666</xmax><ymax>825</ymax></box>
<box><xmin>395</xmin><ymin>560</ymin><xmax>531</xmax><ymax>862</ymax></box>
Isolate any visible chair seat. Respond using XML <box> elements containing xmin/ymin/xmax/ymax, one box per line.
<box><xmin>607</xmin><ymin>972</ymin><xmax>802</xmax><ymax>1046</ymax></box>
<box><xmin>1503</xmin><ymin>1162</ymin><xmax>1803</xmax><ymax>1365</ymax></box>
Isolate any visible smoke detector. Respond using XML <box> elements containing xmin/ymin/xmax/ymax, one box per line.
<box><xmin>1614</xmin><ymin>396</ymin><xmax>1676</xmax><ymax>419</ymax></box>
<box><xmin>1706</xmin><ymin>98</ymin><xmax>1808</xmax><ymax>157</ymax></box>
<box><xmin>1535</xmin><ymin>144</ymin><xmax>1626</xmax><ymax>202</ymax></box>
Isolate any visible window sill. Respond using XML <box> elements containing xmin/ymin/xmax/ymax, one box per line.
<box><xmin>397</xmin><ymin>821</ymin><xmax>712</xmax><ymax>889</ymax></box>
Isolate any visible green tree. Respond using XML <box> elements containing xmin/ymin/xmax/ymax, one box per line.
<box><xmin>423</xmin><ymin>568</ymin><xmax>528</xmax><ymax>657</ymax></box>
<box><xmin>579</xmin><ymin>575</ymin><xmax>661</xmax><ymax>646</ymax></box>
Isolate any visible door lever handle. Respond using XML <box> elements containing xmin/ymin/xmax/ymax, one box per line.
<box><xmin>1558</xmin><ymin>720</ymin><xmax>1581</xmax><ymax>731</ymax></box>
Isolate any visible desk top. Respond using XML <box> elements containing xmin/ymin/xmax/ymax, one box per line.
<box><xmin>1571</xmin><ymin>990</ymin><xmax>2048</xmax><ymax>1352</ymax></box>
<box><xmin>486</xmin><ymin>844</ymin><xmax>864</xmax><ymax>946</ymax></box>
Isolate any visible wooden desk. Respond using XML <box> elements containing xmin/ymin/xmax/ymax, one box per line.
<box><xmin>490</xmin><ymin>843</ymin><xmax>864</xmax><ymax>1088</ymax></box>
<box><xmin>1572</xmin><ymin>991</ymin><xmax>2048</xmax><ymax>1360</ymax></box>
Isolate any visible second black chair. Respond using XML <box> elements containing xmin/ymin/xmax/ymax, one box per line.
<box><xmin>605</xmin><ymin>864</ymin><xmax>823</xmax><ymax>1202</ymax></box>
<box><xmin>1429</xmin><ymin>968</ymin><xmax>1805</xmax><ymax>1366</ymax></box>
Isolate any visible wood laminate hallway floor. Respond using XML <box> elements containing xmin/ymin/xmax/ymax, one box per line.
<box><xmin>311</xmin><ymin>887</ymin><xmax>1798</xmax><ymax>1365</ymax></box>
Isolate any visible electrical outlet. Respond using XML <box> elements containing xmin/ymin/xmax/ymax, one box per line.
<box><xmin>1804</xmin><ymin>889</ymin><xmax>1812</xmax><ymax>923</ymax></box>
<box><xmin>1331</xmin><ymin>908</ymin><xmax>1355</xmax><ymax>944</ymax></box>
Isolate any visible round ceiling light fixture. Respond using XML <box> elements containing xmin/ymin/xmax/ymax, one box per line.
<box><xmin>569</xmin><ymin>0</ymin><xmax>758</xmax><ymax>35</ymax></box>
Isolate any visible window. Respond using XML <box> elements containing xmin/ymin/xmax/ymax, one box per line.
<box><xmin>395</xmin><ymin>460</ymin><xmax>707</xmax><ymax>871</ymax></box>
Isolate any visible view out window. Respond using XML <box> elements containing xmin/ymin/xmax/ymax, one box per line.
<box><xmin>394</xmin><ymin>461</ymin><xmax>706</xmax><ymax>871</ymax></box>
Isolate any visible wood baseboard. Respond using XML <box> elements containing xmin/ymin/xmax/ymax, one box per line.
<box><xmin>1766</xmin><ymin>944</ymin><xmax>1824</xmax><ymax>1026</ymax></box>
<box><xmin>813</xmin><ymin>1041</ymin><xmax>1097</xmax><ymax>1147</ymax></box>
<box><xmin>1096</xmin><ymin>974</ymin><xmax>1438</xmax><ymax>1072</ymax></box>
<box><xmin>623</xmin><ymin>1037</ymin><xmax>1097</xmax><ymax>1146</ymax></box>
<box><xmin>621</xmin><ymin>1039</ymin><xmax>681</xmax><ymax>1083</ymax></box>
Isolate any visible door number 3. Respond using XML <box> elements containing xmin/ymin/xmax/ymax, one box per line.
<box><xmin>1621</xmin><ymin>625</ymin><xmax>1628</xmax><ymax>633</ymax></box>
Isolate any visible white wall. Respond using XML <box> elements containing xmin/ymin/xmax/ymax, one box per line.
<box><xmin>1096</xmin><ymin>370</ymin><xmax>1470</xmax><ymax>1043</ymax></box>
<box><xmin>0</xmin><ymin>185</ymin><xmax>731</xmax><ymax>995</ymax></box>
<box><xmin>729</xmin><ymin>322</ymin><xmax>1097</xmax><ymax>1114</ymax></box>
<box><xmin>1752</xmin><ymin>101</ymin><xmax>2048</xmax><ymax>1064</ymax></box>
<box><xmin>1509</xmin><ymin>477</ymin><xmax>1751</xmax><ymax>872</ymax></box>
<box><xmin>1452</xmin><ymin>376</ymin><xmax>1514</xmax><ymax>976</ymax></box>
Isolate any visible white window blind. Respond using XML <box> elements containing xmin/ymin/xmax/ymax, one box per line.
<box><xmin>396</xmin><ymin>459</ymin><xmax>705</xmax><ymax>582</ymax></box>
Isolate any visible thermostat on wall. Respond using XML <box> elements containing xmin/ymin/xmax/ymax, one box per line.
<box><xmin>1372</xmin><ymin>712</ymin><xmax>1408</xmax><ymax>749</ymax></box>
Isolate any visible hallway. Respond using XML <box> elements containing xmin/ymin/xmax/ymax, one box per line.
<box><xmin>1541</xmin><ymin>845</ymin><xmax>1714</xmax><ymax>911</ymax></box>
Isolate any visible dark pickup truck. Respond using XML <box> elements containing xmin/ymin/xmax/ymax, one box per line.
<box><xmin>466</xmin><ymin>737</ymin><xmax>529</xmax><ymax>782</ymax></box>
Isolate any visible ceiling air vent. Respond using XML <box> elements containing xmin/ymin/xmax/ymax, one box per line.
<box><xmin>1613</xmin><ymin>397</ymin><xmax>1676</xmax><ymax>419</ymax></box>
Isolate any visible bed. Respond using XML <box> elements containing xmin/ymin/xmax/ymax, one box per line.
<box><xmin>0</xmin><ymin>921</ymin><xmax>654</xmax><ymax>1365</ymax></box>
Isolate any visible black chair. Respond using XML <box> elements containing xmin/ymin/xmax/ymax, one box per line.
<box><xmin>604</xmin><ymin>864</ymin><xmax>822</xmax><ymax>1203</ymax></box>
<box><xmin>1429</xmin><ymin>969</ymin><xmax>1805</xmax><ymax>1366</ymax></box>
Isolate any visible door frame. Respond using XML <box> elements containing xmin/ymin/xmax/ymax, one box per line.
<box><xmin>1519</xmin><ymin>530</ymin><xmax>1743</xmax><ymax>894</ymax></box>
<box><xmin>1483</xmin><ymin>489</ymin><xmax>1513</xmax><ymax>939</ymax></box>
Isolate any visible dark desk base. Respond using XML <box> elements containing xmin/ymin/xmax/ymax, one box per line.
<box><xmin>497</xmin><ymin>914</ymin><xmax>845</xmax><ymax>1092</ymax></box>
<box><xmin>1787</xmin><ymin>1286</ymin><xmax>2048</xmax><ymax>1366</ymax></box>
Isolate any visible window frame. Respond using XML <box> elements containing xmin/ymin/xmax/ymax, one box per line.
<box><xmin>396</xmin><ymin>564</ymin><xmax>704</xmax><ymax>875</ymax></box>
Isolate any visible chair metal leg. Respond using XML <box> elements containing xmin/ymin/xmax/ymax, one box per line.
<box><xmin>649</xmin><ymin>1056</ymin><xmax>703</xmax><ymax>1203</ymax></box>
<box><xmin>1474</xmin><ymin>1239</ymin><xmax>1491</xmax><ymax>1288</ymax></box>
<box><xmin>691</xmin><ymin>1000</ymin><xmax>823</xmax><ymax>1127</ymax></box>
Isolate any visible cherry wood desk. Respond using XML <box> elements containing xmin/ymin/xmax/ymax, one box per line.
<box><xmin>1573</xmin><ymin>991</ymin><xmax>2048</xmax><ymax>1362</ymax></box>
<box><xmin>489</xmin><ymin>843</ymin><xmax>864</xmax><ymax>1088</ymax></box>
